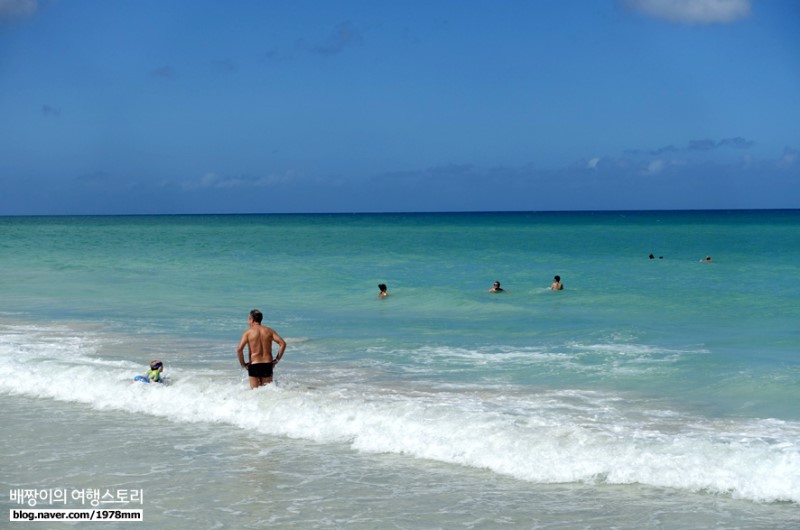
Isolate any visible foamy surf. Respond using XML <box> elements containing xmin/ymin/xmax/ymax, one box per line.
<box><xmin>1</xmin><ymin>324</ymin><xmax>798</xmax><ymax>505</ymax></box>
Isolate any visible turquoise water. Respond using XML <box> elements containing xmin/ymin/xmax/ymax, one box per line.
<box><xmin>2</xmin><ymin>211</ymin><xmax>799</xmax><ymax>528</ymax></box>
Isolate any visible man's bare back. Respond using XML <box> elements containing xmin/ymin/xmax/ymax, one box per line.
<box><xmin>237</xmin><ymin>309</ymin><xmax>286</xmax><ymax>388</ymax></box>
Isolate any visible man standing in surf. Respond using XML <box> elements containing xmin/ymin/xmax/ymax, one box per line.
<box><xmin>237</xmin><ymin>309</ymin><xmax>287</xmax><ymax>388</ymax></box>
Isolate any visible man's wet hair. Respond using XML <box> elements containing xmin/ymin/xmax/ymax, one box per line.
<box><xmin>250</xmin><ymin>309</ymin><xmax>263</xmax><ymax>323</ymax></box>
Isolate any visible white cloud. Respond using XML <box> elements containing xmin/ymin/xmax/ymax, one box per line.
<box><xmin>181</xmin><ymin>172</ymin><xmax>294</xmax><ymax>191</ymax></box>
<box><xmin>643</xmin><ymin>159</ymin><xmax>666</xmax><ymax>175</ymax></box>
<box><xmin>587</xmin><ymin>157</ymin><xmax>601</xmax><ymax>170</ymax></box>
<box><xmin>624</xmin><ymin>0</ymin><xmax>752</xmax><ymax>24</ymax></box>
<box><xmin>779</xmin><ymin>147</ymin><xmax>798</xmax><ymax>169</ymax></box>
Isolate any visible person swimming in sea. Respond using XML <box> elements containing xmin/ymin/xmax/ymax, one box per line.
<box><xmin>551</xmin><ymin>275</ymin><xmax>564</xmax><ymax>290</ymax></box>
<box><xmin>134</xmin><ymin>360</ymin><xmax>164</xmax><ymax>383</ymax></box>
<box><xmin>489</xmin><ymin>281</ymin><xmax>504</xmax><ymax>292</ymax></box>
<box><xmin>378</xmin><ymin>283</ymin><xmax>388</xmax><ymax>297</ymax></box>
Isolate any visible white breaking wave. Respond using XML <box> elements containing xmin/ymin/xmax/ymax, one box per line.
<box><xmin>1</xmin><ymin>324</ymin><xmax>799</xmax><ymax>505</ymax></box>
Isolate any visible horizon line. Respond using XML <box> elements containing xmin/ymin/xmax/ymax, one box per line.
<box><xmin>1</xmin><ymin>207</ymin><xmax>799</xmax><ymax>219</ymax></box>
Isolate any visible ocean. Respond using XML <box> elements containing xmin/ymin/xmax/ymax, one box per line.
<box><xmin>1</xmin><ymin>210</ymin><xmax>799</xmax><ymax>529</ymax></box>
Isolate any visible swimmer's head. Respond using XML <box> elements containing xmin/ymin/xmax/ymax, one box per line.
<box><xmin>378</xmin><ymin>283</ymin><xmax>387</xmax><ymax>293</ymax></box>
<box><xmin>150</xmin><ymin>360</ymin><xmax>163</xmax><ymax>371</ymax></box>
<box><xmin>554</xmin><ymin>275</ymin><xmax>560</xmax><ymax>282</ymax></box>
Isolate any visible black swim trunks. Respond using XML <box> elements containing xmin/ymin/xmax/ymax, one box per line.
<box><xmin>248</xmin><ymin>363</ymin><xmax>273</xmax><ymax>378</ymax></box>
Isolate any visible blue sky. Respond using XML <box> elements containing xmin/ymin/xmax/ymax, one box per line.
<box><xmin>1</xmin><ymin>0</ymin><xmax>798</xmax><ymax>214</ymax></box>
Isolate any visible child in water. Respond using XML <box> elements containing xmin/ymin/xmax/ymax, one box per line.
<box><xmin>134</xmin><ymin>360</ymin><xmax>164</xmax><ymax>383</ymax></box>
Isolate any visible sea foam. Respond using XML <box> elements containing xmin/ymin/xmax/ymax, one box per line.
<box><xmin>2</xmin><ymin>324</ymin><xmax>798</xmax><ymax>505</ymax></box>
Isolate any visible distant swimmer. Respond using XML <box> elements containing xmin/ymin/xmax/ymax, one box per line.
<box><xmin>489</xmin><ymin>281</ymin><xmax>504</xmax><ymax>293</ymax></box>
<box><xmin>237</xmin><ymin>309</ymin><xmax>286</xmax><ymax>388</ymax></box>
<box><xmin>551</xmin><ymin>275</ymin><xmax>564</xmax><ymax>290</ymax></box>
<box><xmin>134</xmin><ymin>360</ymin><xmax>164</xmax><ymax>384</ymax></box>
<box><xmin>378</xmin><ymin>283</ymin><xmax>388</xmax><ymax>297</ymax></box>
<box><xmin>702</xmin><ymin>256</ymin><xmax>713</xmax><ymax>262</ymax></box>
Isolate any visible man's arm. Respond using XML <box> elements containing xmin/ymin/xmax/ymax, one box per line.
<box><xmin>236</xmin><ymin>331</ymin><xmax>250</xmax><ymax>368</ymax></box>
<box><xmin>272</xmin><ymin>332</ymin><xmax>287</xmax><ymax>364</ymax></box>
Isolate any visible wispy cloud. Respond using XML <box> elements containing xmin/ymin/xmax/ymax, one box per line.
<box><xmin>779</xmin><ymin>146</ymin><xmax>798</xmax><ymax>169</ymax></box>
<box><xmin>640</xmin><ymin>158</ymin><xmax>682</xmax><ymax>176</ymax></box>
<box><xmin>76</xmin><ymin>171</ymin><xmax>109</xmax><ymax>184</ymax></box>
<box><xmin>261</xmin><ymin>49</ymin><xmax>279</xmax><ymax>61</ymax></box>
<box><xmin>300</xmin><ymin>20</ymin><xmax>363</xmax><ymax>56</ymax></box>
<box><xmin>211</xmin><ymin>58</ymin><xmax>238</xmax><ymax>73</ymax></box>
<box><xmin>180</xmin><ymin>172</ymin><xmax>294</xmax><ymax>191</ymax></box>
<box><xmin>600</xmin><ymin>140</ymin><xmax>793</xmax><ymax>179</ymax></box>
<box><xmin>41</xmin><ymin>104</ymin><xmax>60</xmax><ymax>117</ymax></box>
<box><xmin>372</xmin><ymin>164</ymin><xmax>478</xmax><ymax>187</ymax></box>
<box><xmin>623</xmin><ymin>0</ymin><xmax>752</xmax><ymax>25</ymax></box>
<box><xmin>151</xmin><ymin>65</ymin><xmax>176</xmax><ymax>79</ymax></box>
<box><xmin>0</xmin><ymin>0</ymin><xmax>38</xmax><ymax>21</ymax></box>
<box><xmin>627</xmin><ymin>137</ymin><xmax>754</xmax><ymax>156</ymax></box>
<box><xmin>717</xmin><ymin>137</ymin><xmax>755</xmax><ymax>149</ymax></box>
<box><xmin>640</xmin><ymin>159</ymin><xmax>663</xmax><ymax>175</ymax></box>
<box><xmin>687</xmin><ymin>138</ymin><xmax>717</xmax><ymax>151</ymax></box>
<box><xmin>688</xmin><ymin>137</ymin><xmax>754</xmax><ymax>151</ymax></box>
